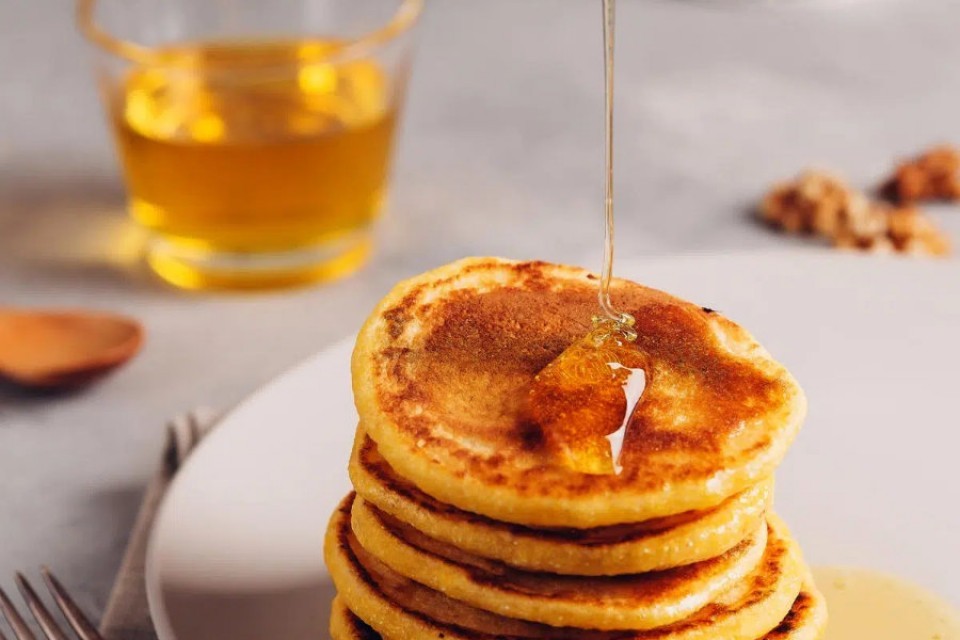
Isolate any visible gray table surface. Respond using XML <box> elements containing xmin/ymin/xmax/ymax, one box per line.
<box><xmin>2</xmin><ymin>0</ymin><xmax>960</xmax><ymax>625</ymax></box>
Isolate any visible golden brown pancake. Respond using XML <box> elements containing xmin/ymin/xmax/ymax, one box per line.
<box><xmin>351</xmin><ymin>495</ymin><xmax>768</xmax><ymax>630</ymax></box>
<box><xmin>762</xmin><ymin>581</ymin><xmax>828</xmax><ymax>640</ymax></box>
<box><xmin>325</xmin><ymin>494</ymin><xmax>805</xmax><ymax>640</ymax></box>
<box><xmin>330</xmin><ymin>587</ymin><xmax>826</xmax><ymax>640</ymax></box>
<box><xmin>352</xmin><ymin>258</ymin><xmax>806</xmax><ymax>527</ymax></box>
<box><xmin>331</xmin><ymin>597</ymin><xmax>380</xmax><ymax>640</ymax></box>
<box><xmin>350</xmin><ymin>429</ymin><xmax>774</xmax><ymax>575</ymax></box>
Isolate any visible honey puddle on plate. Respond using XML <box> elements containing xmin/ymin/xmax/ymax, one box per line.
<box><xmin>814</xmin><ymin>566</ymin><xmax>960</xmax><ymax>640</ymax></box>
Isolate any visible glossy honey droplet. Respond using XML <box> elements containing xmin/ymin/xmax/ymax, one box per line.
<box><xmin>526</xmin><ymin>317</ymin><xmax>647</xmax><ymax>475</ymax></box>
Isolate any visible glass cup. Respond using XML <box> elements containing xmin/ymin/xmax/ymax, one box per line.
<box><xmin>78</xmin><ymin>0</ymin><xmax>422</xmax><ymax>290</ymax></box>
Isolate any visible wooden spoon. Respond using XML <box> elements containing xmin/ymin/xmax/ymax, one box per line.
<box><xmin>0</xmin><ymin>307</ymin><xmax>144</xmax><ymax>388</ymax></box>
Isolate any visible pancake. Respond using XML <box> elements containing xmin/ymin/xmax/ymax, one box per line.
<box><xmin>330</xmin><ymin>587</ymin><xmax>826</xmax><ymax>640</ymax></box>
<box><xmin>331</xmin><ymin>597</ymin><xmax>379</xmax><ymax>640</ymax></box>
<box><xmin>351</xmin><ymin>495</ymin><xmax>768</xmax><ymax>630</ymax></box>
<box><xmin>352</xmin><ymin>258</ymin><xmax>806</xmax><ymax>527</ymax></box>
<box><xmin>350</xmin><ymin>430</ymin><xmax>774</xmax><ymax>575</ymax></box>
<box><xmin>325</xmin><ymin>494</ymin><xmax>805</xmax><ymax>640</ymax></box>
<box><xmin>762</xmin><ymin>581</ymin><xmax>828</xmax><ymax>640</ymax></box>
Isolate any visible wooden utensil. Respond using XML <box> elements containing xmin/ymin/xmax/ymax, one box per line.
<box><xmin>0</xmin><ymin>307</ymin><xmax>143</xmax><ymax>388</ymax></box>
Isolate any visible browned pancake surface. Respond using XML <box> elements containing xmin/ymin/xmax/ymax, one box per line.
<box><xmin>325</xmin><ymin>494</ymin><xmax>805</xmax><ymax>640</ymax></box>
<box><xmin>355</xmin><ymin>430</ymin><xmax>734</xmax><ymax>542</ymax></box>
<box><xmin>352</xmin><ymin>495</ymin><xmax>767</xmax><ymax>629</ymax></box>
<box><xmin>331</xmin><ymin>587</ymin><xmax>825</xmax><ymax>640</ymax></box>
<box><xmin>353</xmin><ymin>258</ymin><xmax>805</xmax><ymax>525</ymax></box>
<box><xmin>331</xmin><ymin>597</ymin><xmax>380</xmax><ymax>640</ymax></box>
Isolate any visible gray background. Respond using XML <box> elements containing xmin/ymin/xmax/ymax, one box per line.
<box><xmin>2</xmin><ymin>0</ymin><xmax>960</xmax><ymax>622</ymax></box>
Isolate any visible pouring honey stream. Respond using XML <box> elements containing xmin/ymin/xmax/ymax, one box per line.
<box><xmin>526</xmin><ymin>0</ymin><xmax>647</xmax><ymax>476</ymax></box>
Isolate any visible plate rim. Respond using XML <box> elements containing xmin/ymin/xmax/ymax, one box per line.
<box><xmin>145</xmin><ymin>334</ymin><xmax>357</xmax><ymax>640</ymax></box>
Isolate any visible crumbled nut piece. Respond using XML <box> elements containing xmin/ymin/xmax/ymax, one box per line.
<box><xmin>886</xmin><ymin>206</ymin><xmax>952</xmax><ymax>256</ymax></box>
<box><xmin>761</xmin><ymin>171</ymin><xmax>851</xmax><ymax>235</ymax></box>
<box><xmin>830</xmin><ymin>191</ymin><xmax>887</xmax><ymax>239</ymax></box>
<box><xmin>881</xmin><ymin>145</ymin><xmax>960</xmax><ymax>203</ymax></box>
<box><xmin>762</xmin><ymin>171</ymin><xmax>952</xmax><ymax>257</ymax></box>
<box><xmin>834</xmin><ymin>231</ymin><xmax>895</xmax><ymax>254</ymax></box>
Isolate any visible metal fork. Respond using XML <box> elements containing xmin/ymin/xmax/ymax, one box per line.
<box><xmin>0</xmin><ymin>568</ymin><xmax>103</xmax><ymax>640</ymax></box>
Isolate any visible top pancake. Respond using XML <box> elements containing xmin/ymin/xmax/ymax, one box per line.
<box><xmin>353</xmin><ymin>258</ymin><xmax>805</xmax><ymax>527</ymax></box>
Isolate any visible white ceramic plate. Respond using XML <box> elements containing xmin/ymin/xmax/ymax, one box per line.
<box><xmin>147</xmin><ymin>251</ymin><xmax>960</xmax><ymax>640</ymax></box>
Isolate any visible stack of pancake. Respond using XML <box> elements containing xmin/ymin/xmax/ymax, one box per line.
<box><xmin>326</xmin><ymin>258</ymin><xmax>827</xmax><ymax>640</ymax></box>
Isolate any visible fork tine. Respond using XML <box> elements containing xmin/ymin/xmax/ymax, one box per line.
<box><xmin>0</xmin><ymin>586</ymin><xmax>37</xmax><ymax>640</ymax></box>
<box><xmin>14</xmin><ymin>575</ymin><xmax>67</xmax><ymax>640</ymax></box>
<box><xmin>40</xmin><ymin>570</ymin><xmax>102</xmax><ymax>640</ymax></box>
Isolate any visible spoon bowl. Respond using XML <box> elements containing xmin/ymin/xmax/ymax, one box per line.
<box><xmin>0</xmin><ymin>307</ymin><xmax>144</xmax><ymax>388</ymax></box>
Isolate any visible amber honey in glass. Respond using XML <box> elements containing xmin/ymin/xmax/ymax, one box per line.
<box><xmin>79</xmin><ymin>0</ymin><xmax>422</xmax><ymax>290</ymax></box>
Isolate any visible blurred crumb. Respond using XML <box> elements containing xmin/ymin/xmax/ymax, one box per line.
<box><xmin>881</xmin><ymin>145</ymin><xmax>960</xmax><ymax>204</ymax></box>
<box><xmin>761</xmin><ymin>171</ymin><xmax>864</xmax><ymax>236</ymax></box>
<box><xmin>834</xmin><ymin>205</ymin><xmax>952</xmax><ymax>257</ymax></box>
<box><xmin>761</xmin><ymin>170</ymin><xmax>951</xmax><ymax>257</ymax></box>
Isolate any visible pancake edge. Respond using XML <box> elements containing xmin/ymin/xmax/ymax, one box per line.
<box><xmin>351</xmin><ymin>495</ymin><xmax>770</xmax><ymax>631</ymax></box>
<box><xmin>326</xmin><ymin>492</ymin><xmax>807</xmax><ymax>640</ymax></box>
<box><xmin>350</xmin><ymin>428</ymin><xmax>775</xmax><ymax>575</ymax></box>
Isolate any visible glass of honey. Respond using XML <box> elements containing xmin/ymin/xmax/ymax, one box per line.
<box><xmin>78</xmin><ymin>0</ymin><xmax>422</xmax><ymax>290</ymax></box>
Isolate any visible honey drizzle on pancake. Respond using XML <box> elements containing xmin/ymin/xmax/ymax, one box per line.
<box><xmin>524</xmin><ymin>0</ymin><xmax>645</xmax><ymax>476</ymax></box>
<box><xmin>527</xmin><ymin>327</ymin><xmax>645</xmax><ymax>475</ymax></box>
